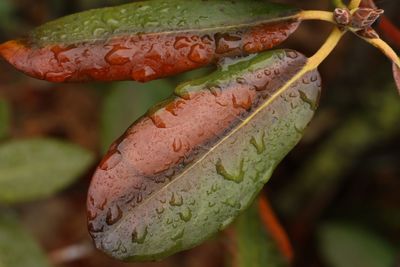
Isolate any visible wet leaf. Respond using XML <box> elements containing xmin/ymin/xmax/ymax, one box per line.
<box><xmin>0</xmin><ymin>213</ymin><xmax>51</xmax><ymax>267</ymax></box>
<box><xmin>0</xmin><ymin>99</ymin><xmax>10</xmax><ymax>139</ymax></box>
<box><xmin>101</xmin><ymin>79</ymin><xmax>174</xmax><ymax>153</ymax></box>
<box><xmin>393</xmin><ymin>62</ymin><xmax>400</xmax><ymax>93</ymax></box>
<box><xmin>0</xmin><ymin>0</ymin><xmax>300</xmax><ymax>83</ymax></box>
<box><xmin>87</xmin><ymin>49</ymin><xmax>321</xmax><ymax>261</ymax></box>
<box><xmin>0</xmin><ymin>138</ymin><xmax>94</xmax><ymax>203</ymax></box>
<box><xmin>230</xmin><ymin>199</ymin><xmax>288</xmax><ymax>267</ymax></box>
<box><xmin>318</xmin><ymin>222</ymin><xmax>396</xmax><ymax>267</ymax></box>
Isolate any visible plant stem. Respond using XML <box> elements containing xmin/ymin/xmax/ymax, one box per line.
<box><xmin>308</xmin><ymin>27</ymin><xmax>346</xmax><ymax>69</ymax></box>
<box><xmin>360</xmin><ymin>37</ymin><xmax>400</xmax><ymax>68</ymax></box>
<box><xmin>348</xmin><ymin>0</ymin><xmax>362</xmax><ymax>9</ymax></box>
<box><xmin>298</xmin><ymin>10</ymin><xmax>335</xmax><ymax>24</ymax></box>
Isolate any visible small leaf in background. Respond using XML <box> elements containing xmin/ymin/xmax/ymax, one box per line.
<box><xmin>318</xmin><ymin>222</ymin><xmax>396</xmax><ymax>267</ymax></box>
<box><xmin>0</xmin><ymin>213</ymin><xmax>50</xmax><ymax>267</ymax></box>
<box><xmin>230</xmin><ymin>197</ymin><xmax>289</xmax><ymax>267</ymax></box>
<box><xmin>88</xmin><ymin>49</ymin><xmax>321</xmax><ymax>261</ymax></box>
<box><xmin>0</xmin><ymin>99</ymin><xmax>10</xmax><ymax>139</ymax></box>
<box><xmin>101</xmin><ymin>79</ymin><xmax>174</xmax><ymax>153</ymax></box>
<box><xmin>393</xmin><ymin>62</ymin><xmax>400</xmax><ymax>93</ymax></box>
<box><xmin>0</xmin><ymin>138</ymin><xmax>94</xmax><ymax>204</ymax></box>
<box><xmin>0</xmin><ymin>0</ymin><xmax>300</xmax><ymax>82</ymax></box>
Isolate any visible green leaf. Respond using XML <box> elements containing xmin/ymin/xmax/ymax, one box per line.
<box><xmin>88</xmin><ymin>49</ymin><xmax>321</xmax><ymax>261</ymax></box>
<box><xmin>0</xmin><ymin>213</ymin><xmax>50</xmax><ymax>267</ymax></box>
<box><xmin>0</xmin><ymin>0</ymin><xmax>300</xmax><ymax>82</ymax></box>
<box><xmin>0</xmin><ymin>138</ymin><xmax>94</xmax><ymax>204</ymax></box>
<box><xmin>0</xmin><ymin>99</ymin><xmax>10</xmax><ymax>139</ymax></box>
<box><xmin>101</xmin><ymin>79</ymin><xmax>174</xmax><ymax>153</ymax></box>
<box><xmin>318</xmin><ymin>222</ymin><xmax>396</xmax><ymax>267</ymax></box>
<box><xmin>232</xmin><ymin>200</ymin><xmax>288</xmax><ymax>267</ymax></box>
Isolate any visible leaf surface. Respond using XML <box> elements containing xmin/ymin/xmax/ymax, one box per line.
<box><xmin>0</xmin><ymin>0</ymin><xmax>300</xmax><ymax>82</ymax></box>
<box><xmin>0</xmin><ymin>138</ymin><xmax>94</xmax><ymax>203</ymax></box>
<box><xmin>87</xmin><ymin>49</ymin><xmax>321</xmax><ymax>261</ymax></box>
<box><xmin>0</xmin><ymin>213</ymin><xmax>50</xmax><ymax>267</ymax></box>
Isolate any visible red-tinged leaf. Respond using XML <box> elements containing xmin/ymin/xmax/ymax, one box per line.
<box><xmin>87</xmin><ymin>49</ymin><xmax>321</xmax><ymax>261</ymax></box>
<box><xmin>0</xmin><ymin>0</ymin><xmax>300</xmax><ymax>83</ymax></box>
<box><xmin>393</xmin><ymin>62</ymin><xmax>400</xmax><ymax>93</ymax></box>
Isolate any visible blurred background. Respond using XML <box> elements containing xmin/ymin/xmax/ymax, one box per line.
<box><xmin>0</xmin><ymin>0</ymin><xmax>399</xmax><ymax>266</ymax></box>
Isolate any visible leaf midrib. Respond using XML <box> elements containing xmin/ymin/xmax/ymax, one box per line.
<box><xmin>107</xmin><ymin>55</ymin><xmax>312</xmax><ymax>236</ymax></box>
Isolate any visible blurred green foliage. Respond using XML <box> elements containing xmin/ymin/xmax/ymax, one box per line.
<box><xmin>0</xmin><ymin>99</ymin><xmax>10</xmax><ymax>139</ymax></box>
<box><xmin>318</xmin><ymin>222</ymin><xmax>396</xmax><ymax>267</ymax></box>
<box><xmin>0</xmin><ymin>139</ymin><xmax>94</xmax><ymax>204</ymax></box>
<box><xmin>233</xmin><ymin>200</ymin><xmax>288</xmax><ymax>267</ymax></box>
<box><xmin>0</xmin><ymin>213</ymin><xmax>50</xmax><ymax>267</ymax></box>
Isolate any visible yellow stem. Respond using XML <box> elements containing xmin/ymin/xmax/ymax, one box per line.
<box><xmin>360</xmin><ymin>37</ymin><xmax>400</xmax><ymax>68</ymax></box>
<box><xmin>298</xmin><ymin>10</ymin><xmax>335</xmax><ymax>24</ymax></box>
<box><xmin>348</xmin><ymin>0</ymin><xmax>362</xmax><ymax>10</ymax></box>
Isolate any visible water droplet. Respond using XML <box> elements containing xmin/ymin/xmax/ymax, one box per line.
<box><xmin>207</xmin><ymin>85</ymin><xmax>222</xmax><ymax>97</ymax></box>
<box><xmin>171</xmin><ymin>229</ymin><xmax>185</xmax><ymax>241</ymax></box>
<box><xmin>215</xmin><ymin>33</ymin><xmax>242</xmax><ymax>54</ymax></box>
<box><xmin>131</xmin><ymin>226</ymin><xmax>148</xmax><ymax>244</ymax></box>
<box><xmin>172</xmin><ymin>138</ymin><xmax>183</xmax><ymax>152</ymax></box>
<box><xmin>149</xmin><ymin>114</ymin><xmax>166</xmax><ymax>128</ymax></box>
<box><xmin>169</xmin><ymin>193</ymin><xmax>183</xmax><ymax>206</ymax></box>
<box><xmin>299</xmin><ymin>90</ymin><xmax>318</xmax><ymax>111</ymax></box>
<box><xmin>174</xmin><ymin>36</ymin><xmax>191</xmax><ymax>49</ymax></box>
<box><xmin>286</xmin><ymin>51</ymin><xmax>298</xmax><ymax>59</ymax></box>
<box><xmin>105</xmin><ymin>46</ymin><xmax>130</xmax><ymax>65</ymax></box>
<box><xmin>216</xmin><ymin>158</ymin><xmax>245</xmax><ymax>183</ymax></box>
<box><xmin>250</xmin><ymin>133</ymin><xmax>266</xmax><ymax>154</ymax></box>
<box><xmin>178</xmin><ymin>207</ymin><xmax>192</xmax><ymax>222</ymax></box>
<box><xmin>236</xmin><ymin>77</ymin><xmax>246</xmax><ymax>84</ymax></box>
<box><xmin>156</xmin><ymin>206</ymin><xmax>165</xmax><ymax>214</ymax></box>
<box><xmin>188</xmin><ymin>44</ymin><xmax>209</xmax><ymax>64</ymax></box>
<box><xmin>222</xmin><ymin>197</ymin><xmax>241</xmax><ymax>210</ymax></box>
<box><xmin>88</xmin><ymin>222</ymin><xmax>103</xmax><ymax>233</ymax></box>
<box><xmin>99</xmin><ymin>149</ymin><xmax>122</xmax><ymax>171</ymax></box>
<box><xmin>106</xmin><ymin>205</ymin><xmax>123</xmax><ymax>226</ymax></box>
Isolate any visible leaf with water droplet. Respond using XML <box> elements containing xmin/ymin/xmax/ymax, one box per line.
<box><xmin>87</xmin><ymin>49</ymin><xmax>321</xmax><ymax>261</ymax></box>
<box><xmin>0</xmin><ymin>213</ymin><xmax>51</xmax><ymax>267</ymax></box>
<box><xmin>0</xmin><ymin>138</ymin><xmax>94</xmax><ymax>203</ymax></box>
<box><xmin>0</xmin><ymin>0</ymin><xmax>300</xmax><ymax>83</ymax></box>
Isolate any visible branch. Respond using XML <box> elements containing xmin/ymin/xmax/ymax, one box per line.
<box><xmin>298</xmin><ymin>10</ymin><xmax>335</xmax><ymax>24</ymax></box>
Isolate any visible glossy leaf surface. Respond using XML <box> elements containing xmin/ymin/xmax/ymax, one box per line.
<box><xmin>0</xmin><ymin>213</ymin><xmax>50</xmax><ymax>267</ymax></box>
<box><xmin>232</xmin><ymin>199</ymin><xmax>288</xmax><ymax>267</ymax></box>
<box><xmin>318</xmin><ymin>222</ymin><xmax>396</xmax><ymax>267</ymax></box>
<box><xmin>0</xmin><ymin>138</ymin><xmax>94</xmax><ymax>203</ymax></box>
<box><xmin>0</xmin><ymin>0</ymin><xmax>300</xmax><ymax>83</ymax></box>
<box><xmin>87</xmin><ymin>49</ymin><xmax>321</xmax><ymax>261</ymax></box>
